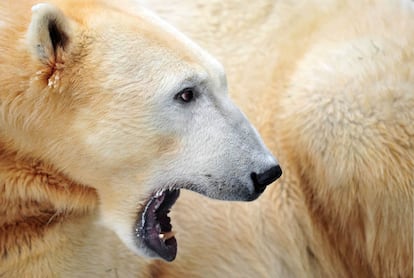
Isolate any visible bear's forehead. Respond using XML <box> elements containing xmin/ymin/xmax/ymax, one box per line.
<box><xmin>42</xmin><ymin>0</ymin><xmax>226</xmax><ymax>95</ymax></box>
<box><xmin>61</xmin><ymin>2</ymin><xmax>219</xmax><ymax>70</ymax></box>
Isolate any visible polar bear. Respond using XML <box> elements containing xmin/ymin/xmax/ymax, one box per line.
<box><xmin>0</xmin><ymin>0</ymin><xmax>281</xmax><ymax>276</ymax></box>
<box><xmin>139</xmin><ymin>0</ymin><xmax>414</xmax><ymax>277</ymax></box>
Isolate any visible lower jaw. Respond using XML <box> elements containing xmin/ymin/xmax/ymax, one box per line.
<box><xmin>143</xmin><ymin>235</ymin><xmax>177</xmax><ymax>261</ymax></box>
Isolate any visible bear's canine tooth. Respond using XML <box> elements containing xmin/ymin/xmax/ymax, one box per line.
<box><xmin>159</xmin><ymin>231</ymin><xmax>175</xmax><ymax>240</ymax></box>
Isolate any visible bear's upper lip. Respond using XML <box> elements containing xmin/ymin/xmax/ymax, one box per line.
<box><xmin>135</xmin><ymin>189</ymin><xmax>180</xmax><ymax>261</ymax></box>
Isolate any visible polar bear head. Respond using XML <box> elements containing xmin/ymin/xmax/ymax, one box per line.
<box><xmin>0</xmin><ymin>1</ymin><xmax>282</xmax><ymax>261</ymax></box>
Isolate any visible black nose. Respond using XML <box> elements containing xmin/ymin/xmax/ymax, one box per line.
<box><xmin>251</xmin><ymin>165</ymin><xmax>282</xmax><ymax>194</ymax></box>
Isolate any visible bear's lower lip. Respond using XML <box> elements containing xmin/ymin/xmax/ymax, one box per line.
<box><xmin>136</xmin><ymin>189</ymin><xmax>180</xmax><ymax>261</ymax></box>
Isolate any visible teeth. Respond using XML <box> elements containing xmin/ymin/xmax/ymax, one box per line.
<box><xmin>154</xmin><ymin>190</ymin><xmax>164</xmax><ymax>198</ymax></box>
<box><xmin>159</xmin><ymin>231</ymin><xmax>175</xmax><ymax>241</ymax></box>
<box><xmin>153</xmin><ymin>191</ymin><xmax>165</xmax><ymax>211</ymax></box>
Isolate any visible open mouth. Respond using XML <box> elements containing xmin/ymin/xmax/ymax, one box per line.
<box><xmin>136</xmin><ymin>189</ymin><xmax>180</xmax><ymax>261</ymax></box>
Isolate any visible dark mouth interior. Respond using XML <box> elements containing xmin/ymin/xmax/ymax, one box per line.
<box><xmin>137</xmin><ymin>189</ymin><xmax>180</xmax><ymax>261</ymax></box>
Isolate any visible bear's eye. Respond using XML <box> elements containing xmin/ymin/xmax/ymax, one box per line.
<box><xmin>175</xmin><ymin>88</ymin><xmax>195</xmax><ymax>103</ymax></box>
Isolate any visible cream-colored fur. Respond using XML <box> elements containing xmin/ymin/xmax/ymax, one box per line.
<box><xmin>1</xmin><ymin>0</ymin><xmax>412</xmax><ymax>277</ymax></box>
<box><xmin>0</xmin><ymin>0</ymin><xmax>280</xmax><ymax>276</ymax></box>
<box><xmin>136</xmin><ymin>0</ymin><xmax>414</xmax><ymax>277</ymax></box>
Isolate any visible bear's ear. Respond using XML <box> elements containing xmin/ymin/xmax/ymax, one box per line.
<box><xmin>26</xmin><ymin>3</ymin><xmax>72</xmax><ymax>65</ymax></box>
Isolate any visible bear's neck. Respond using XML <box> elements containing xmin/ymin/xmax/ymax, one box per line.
<box><xmin>0</xmin><ymin>146</ymin><xmax>98</xmax><ymax>268</ymax></box>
